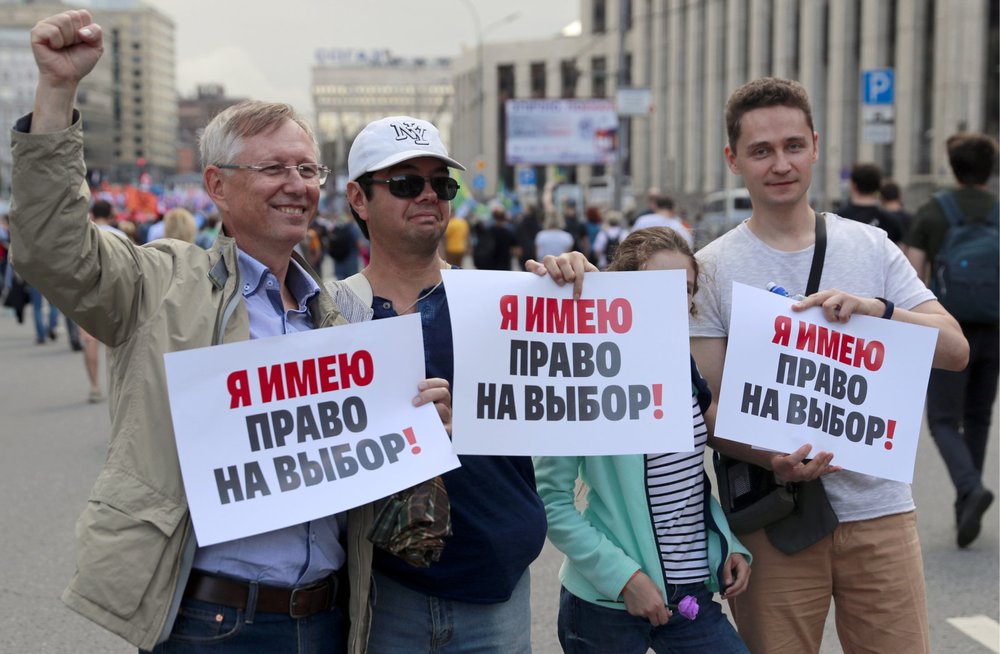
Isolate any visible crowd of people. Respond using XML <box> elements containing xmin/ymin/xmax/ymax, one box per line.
<box><xmin>4</xmin><ymin>9</ymin><xmax>997</xmax><ymax>654</ymax></box>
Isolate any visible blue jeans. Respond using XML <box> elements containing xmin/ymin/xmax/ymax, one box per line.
<box><xmin>366</xmin><ymin>569</ymin><xmax>531</xmax><ymax>653</ymax></box>
<box><xmin>927</xmin><ymin>323</ymin><xmax>1000</xmax><ymax>503</ymax></box>
<box><xmin>558</xmin><ymin>583</ymin><xmax>748</xmax><ymax>654</ymax></box>
<box><xmin>140</xmin><ymin>597</ymin><xmax>345</xmax><ymax>654</ymax></box>
<box><xmin>28</xmin><ymin>285</ymin><xmax>59</xmax><ymax>342</ymax></box>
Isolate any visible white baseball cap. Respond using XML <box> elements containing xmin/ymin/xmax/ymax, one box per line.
<box><xmin>348</xmin><ymin>116</ymin><xmax>466</xmax><ymax>181</ymax></box>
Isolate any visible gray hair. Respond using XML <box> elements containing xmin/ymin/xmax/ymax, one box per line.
<box><xmin>199</xmin><ymin>100</ymin><xmax>319</xmax><ymax>168</ymax></box>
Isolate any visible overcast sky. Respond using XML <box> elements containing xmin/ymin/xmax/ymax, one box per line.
<box><xmin>141</xmin><ymin>0</ymin><xmax>580</xmax><ymax>114</ymax></box>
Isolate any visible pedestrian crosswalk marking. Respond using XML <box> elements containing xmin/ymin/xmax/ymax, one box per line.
<box><xmin>947</xmin><ymin>615</ymin><xmax>1000</xmax><ymax>652</ymax></box>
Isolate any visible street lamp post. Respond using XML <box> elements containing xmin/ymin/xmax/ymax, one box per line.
<box><xmin>457</xmin><ymin>1</ymin><xmax>519</xmax><ymax>199</ymax></box>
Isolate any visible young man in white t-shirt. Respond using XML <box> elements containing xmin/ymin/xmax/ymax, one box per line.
<box><xmin>690</xmin><ymin>77</ymin><xmax>968</xmax><ymax>654</ymax></box>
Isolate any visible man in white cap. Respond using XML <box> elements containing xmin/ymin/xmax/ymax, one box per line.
<box><xmin>328</xmin><ymin>116</ymin><xmax>591</xmax><ymax>653</ymax></box>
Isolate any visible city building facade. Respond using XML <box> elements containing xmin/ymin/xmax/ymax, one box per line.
<box><xmin>0</xmin><ymin>2</ymin><xmax>115</xmax><ymax>195</ymax></box>
<box><xmin>311</xmin><ymin>49</ymin><xmax>454</xmax><ymax>187</ymax></box>
<box><xmin>0</xmin><ymin>0</ymin><xmax>177</xmax><ymax>190</ymax></box>
<box><xmin>452</xmin><ymin>0</ymin><xmax>998</xmax><ymax>213</ymax></box>
<box><xmin>176</xmin><ymin>84</ymin><xmax>246</xmax><ymax>176</ymax></box>
<box><xmin>98</xmin><ymin>1</ymin><xmax>178</xmax><ymax>184</ymax></box>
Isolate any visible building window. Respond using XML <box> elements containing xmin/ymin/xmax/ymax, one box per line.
<box><xmin>593</xmin><ymin>0</ymin><xmax>607</xmax><ymax>34</ymax></box>
<box><xmin>592</xmin><ymin>56</ymin><xmax>607</xmax><ymax>98</ymax></box>
<box><xmin>531</xmin><ymin>62</ymin><xmax>546</xmax><ymax>98</ymax></box>
<box><xmin>560</xmin><ymin>59</ymin><xmax>579</xmax><ymax>98</ymax></box>
<box><xmin>498</xmin><ymin>64</ymin><xmax>515</xmax><ymax>100</ymax></box>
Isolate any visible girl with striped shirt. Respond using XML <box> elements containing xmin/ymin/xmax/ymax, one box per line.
<box><xmin>535</xmin><ymin>227</ymin><xmax>751</xmax><ymax>653</ymax></box>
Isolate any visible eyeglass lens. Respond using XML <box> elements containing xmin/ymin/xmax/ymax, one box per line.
<box><xmin>387</xmin><ymin>175</ymin><xmax>459</xmax><ymax>201</ymax></box>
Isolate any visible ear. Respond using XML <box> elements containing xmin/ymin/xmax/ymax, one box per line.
<box><xmin>204</xmin><ymin>167</ymin><xmax>230</xmax><ymax>214</ymax></box>
<box><xmin>724</xmin><ymin>144</ymin><xmax>740</xmax><ymax>174</ymax></box>
<box><xmin>346</xmin><ymin>181</ymin><xmax>368</xmax><ymax>219</ymax></box>
<box><xmin>811</xmin><ymin>131</ymin><xmax>820</xmax><ymax>163</ymax></box>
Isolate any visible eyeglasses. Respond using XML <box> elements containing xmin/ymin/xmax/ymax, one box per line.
<box><xmin>217</xmin><ymin>162</ymin><xmax>330</xmax><ymax>186</ymax></box>
<box><xmin>368</xmin><ymin>175</ymin><xmax>460</xmax><ymax>201</ymax></box>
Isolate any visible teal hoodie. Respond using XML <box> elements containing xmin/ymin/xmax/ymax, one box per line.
<box><xmin>535</xmin><ymin>363</ymin><xmax>751</xmax><ymax>608</ymax></box>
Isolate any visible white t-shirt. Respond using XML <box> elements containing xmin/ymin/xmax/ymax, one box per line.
<box><xmin>692</xmin><ymin>213</ymin><xmax>935</xmax><ymax>522</ymax></box>
<box><xmin>631</xmin><ymin>213</ymin><xmax>694</xmax><ymax>248</ymax></box>
<box><xmin>534</xmin><ymin>229</ymin><xmax>575</xmax><ymax>259</ymax></box>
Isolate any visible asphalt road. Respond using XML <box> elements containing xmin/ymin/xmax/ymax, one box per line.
<box><xmin>0</xmin><ymin>308</ymin><xmax>996</xmax><ymax>653</ymax></box>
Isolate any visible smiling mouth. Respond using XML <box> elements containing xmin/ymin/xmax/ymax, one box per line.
<box><xmin>275</xmin><ymin>206</ymin><xmax>305</xmax><ymax>216</ymax></box>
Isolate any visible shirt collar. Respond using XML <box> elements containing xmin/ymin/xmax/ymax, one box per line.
<box><xmin>236</xmin><ymin>249</ymin><xmax>320</xmax><ymax>309</ymax></box>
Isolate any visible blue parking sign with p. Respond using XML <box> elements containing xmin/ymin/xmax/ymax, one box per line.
<box><xmin>862</xmin><ymin>69</ymin><xmax>894</xmax><ymax>105</ymax></box>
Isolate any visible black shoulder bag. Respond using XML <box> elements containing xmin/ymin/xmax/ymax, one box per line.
<box><xmin>713</xmin><ymin>212</ymin><xmax>840</xmax><ymax>554</ymax></box>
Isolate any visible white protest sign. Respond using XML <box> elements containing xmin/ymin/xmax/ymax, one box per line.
<box><xmin>164</xmin><ymin>314</ymin><xmax>459</xmax><ymax>546</ymax></box>
<box><xmin>716</xmin><ymin>283</ymin><xmax>938</xmax><ymax>483</ymax></box>
<box><xmin>442</xmin><ymin>269</ymin><xmax>693</xmax><ymax>456</ymax></box>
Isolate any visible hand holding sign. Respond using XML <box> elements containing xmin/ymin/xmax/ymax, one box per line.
<box><xmin>770</xmin><ymin>443</ymin><xmax>840</xmax><ymax>483</ymax></box>
<box><xmin>164</xmin><ymin>314</ymin><xmax>459</xmax><ymax>546</ymax></box>
<box><xmin>414</xmin><ymin>377</ymin><xmax>452</xmax><ymax>435</ymax></box>
<box><xmin>715</xmin><ymin>284</ymin><xmax>937</xmax><ymax>483</ymax></box>
<box><xmin>444</xmin><ymin>269</ymin><xmax>693</xmax><ymax>456</ymax></box>
<box><xmin>524</xmin><ymin>251</ymin><xmax>598</xmax><ymax>299</ymax></box>
<box><xmin>793</xmin><ymin>288</ymin><xmax>890</xmax><ymax>324</ymax></box>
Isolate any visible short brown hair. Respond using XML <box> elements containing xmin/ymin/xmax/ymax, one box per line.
<box><xmin>725</xmin><ymin>77</ymin><xmax>814</xmax><ymax>150</ymax></box>
<box><xmin>607</xmin><ymin>226</ymin><xmax>699</xmax><ymax>314</ymax></box>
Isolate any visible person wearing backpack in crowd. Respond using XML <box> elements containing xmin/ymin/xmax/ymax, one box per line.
<box><xmin>880</xmin><ymin>179</ymin><xmax>913</xmax><ymax>244</ymax></box>
<box><xmin>513</xmin><ymin>204</ymin><xmax>541</xmax><ymax>270</ymax></box>
<box><xmin>561</xmin><ymin>198</ymin><xmax>592</xmax><ymax>260</ymax></box>
<box><xmin>837</xmin><ymin>162</ymin><xmax>904</xmax><ymax>244</ymax></box>
<box><xmin>476</xmin><ymin>203</ymin><xmax>519</xmax><ymax>270</ymax></box>
<box><xmin>329</xmin><ymin>213</ymin><xmax>366</xmax><ymax>280</ymax></box>
<box><xmin>591</xmin><ymin>210</ymin><xmax>629</xmax><ymax>270</ymax></box>
<box><xmin>906</xmin><ymin>132</ymin><xmax>999</xmax><ymax>548</ymax></box>
<box><xmin>583</xmin><ymin>205</ymin><xmax>604</xmax><ymax>266</ymax></box>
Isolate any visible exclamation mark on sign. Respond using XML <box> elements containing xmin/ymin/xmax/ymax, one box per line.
<box><xmin>885</xmin><ymin>419</ymin><xmax>896</xmax><ymax>450</ymax></box>
<box><xmin>404</xmin><ymin>427</ymin><xmax>421</xmax><ymax>454</ymax></box>
<box><xmin>652</xmin><ymin>384</ymin><xmax>663</xmax><ymax>419</ymax></box>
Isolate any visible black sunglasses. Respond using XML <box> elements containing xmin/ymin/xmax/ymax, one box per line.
<box><xmin>368</xmin><ymin>174</ymin><xmax>460</xmax><ymax>201</ymax></box>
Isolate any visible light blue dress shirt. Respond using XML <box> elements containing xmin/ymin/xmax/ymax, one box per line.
<box><xmin>191</xmin><ymin>250</ymin><xmax>346</xmax><ymax>586</ymax></box>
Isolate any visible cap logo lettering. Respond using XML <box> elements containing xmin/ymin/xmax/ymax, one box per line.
<box><xmin>390</xmin><ymin>121</ymin><xmax>430</xmax><ymax>146</ymax></box>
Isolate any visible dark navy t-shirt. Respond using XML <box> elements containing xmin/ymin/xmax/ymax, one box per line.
<box><xmin>371</xmin><ymin>279</ymin><xmax>547</xmax><ymax>603</ymax></box>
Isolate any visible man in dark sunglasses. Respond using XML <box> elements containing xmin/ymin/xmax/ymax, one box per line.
<box><xmin>331</xmin><ymin>116</ymin><xmax>592</xmax><ymax>653</ymax></box>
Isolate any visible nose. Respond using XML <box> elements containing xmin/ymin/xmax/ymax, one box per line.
<box><xmin>771</xmin><ymin>152</ymin><xmax>792</xmax><ymax>173</ymax></box>
<box><xmin>281</xmin><ymin>166</ymin><xmax>309</xmax><ymax>191</ymax></box>
<box><xmin>414</xmin><ymin>177</ymin><xmax>439</xmax><ymax>202</ymax></box>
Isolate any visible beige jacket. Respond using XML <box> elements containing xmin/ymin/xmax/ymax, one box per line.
<box><xmin>10</xmin><ymin>115</ymin><xmax>372</xmax><ymax>652</ymax></box>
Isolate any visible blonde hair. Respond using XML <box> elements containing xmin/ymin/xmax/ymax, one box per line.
<box><xmin>164</xmin><ymin>208</ymin><xmax>197</xmax><ymax>243</ymax></box>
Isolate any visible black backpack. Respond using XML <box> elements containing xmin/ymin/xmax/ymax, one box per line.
<box><xmin>328</xmin><ymin>222</ymin><xmax>355</xmax><ymax>261</ymax></box>
<box><xmin>473</xmin><ymin>224</ymin><xmax>496</xmax><ymax>269</ymax></box>
<box><xmin>930</xmin><ymin>191</ymin><xmax>999</xmax><ymax>324</ymax></box>
<box><xmin>604</xmin><ymin>232</ymin><xmax>622</xmax><ymax>266</ymax></box>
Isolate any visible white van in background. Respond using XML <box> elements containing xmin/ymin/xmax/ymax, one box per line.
<box><xmin>694</xmin><ymin>188</ymin><xmax>753</xmax><ymax>249</ymax></box>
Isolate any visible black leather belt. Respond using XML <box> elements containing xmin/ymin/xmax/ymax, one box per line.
<box><xmin>184</xmin><ymin>570</ymin><xmax>344</xmax><ymax>618</ymax></box>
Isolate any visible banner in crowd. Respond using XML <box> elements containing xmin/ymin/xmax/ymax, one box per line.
<box><xmin>504</xmin><ymin>99</ymin><xmax>619</xmax><ymax>165</ymax></box>
<box><xmin>715</xmin><ymin>283</ymin><xmax>938</xmax><ymax>483</ymax></box>
<box><xmin>164</xmin><ymin>315</ymin><xmax>459</xmax><ymax>546</ymax></box>
<box><xmin>442</xmin><ymin>269</ymin><xmax>693</xmax><ymax>456</ymax></box>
